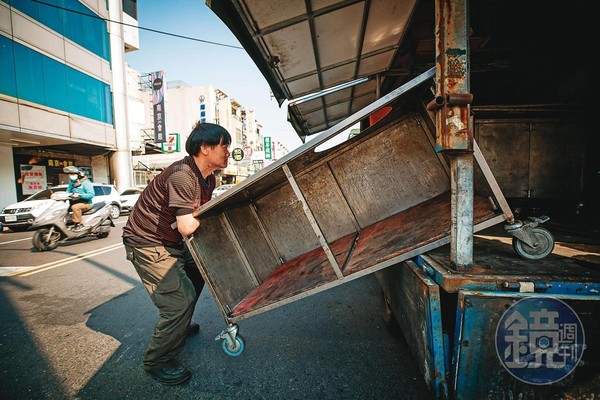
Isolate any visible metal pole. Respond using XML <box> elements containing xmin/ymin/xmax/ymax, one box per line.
<box><xmin>108</xmin><ymin>0</ymin><xmax>133</xmax><ymax>192</ymax></box>
<box><xmin>434</xmin><ymin>0</ymin><xmax>473</xmax><ymax>269</ymax></box>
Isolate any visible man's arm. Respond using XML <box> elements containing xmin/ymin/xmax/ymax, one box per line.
<box><xmin>176</xmin><ymin>212</ymin><xmax>201</xmax><ymax>236</ymax></box>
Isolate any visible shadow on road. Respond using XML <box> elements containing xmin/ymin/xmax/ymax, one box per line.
<box><xmin>0</xmin><ymin>281</ymin><xmax>70</xmax><ymax>399</ymax></box>
<box><xmin>77</xmin><ymin>274</ymin><xmax>432</xmax><ymax>400</ymax></box>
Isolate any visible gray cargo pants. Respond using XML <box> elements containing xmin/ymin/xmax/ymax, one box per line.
<box><xmin>125</xmin><ymin>244</ymin><xmax>197</xmax><ymax>371</ymax></box>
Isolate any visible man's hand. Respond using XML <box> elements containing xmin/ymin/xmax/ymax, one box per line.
<box><xmin>171</xmin><ymin>208</ymin><xmax>202</xmax><ymax>234</ymax></box>
<box><xmin>175</xmin><ymin>213</ymin><xmax>201</xmax><ymax>236</ymax></box>
<box><xmin>70</xmin><ymin>193</ymin><xmax>80</xmax><ymax>198</ymax></box>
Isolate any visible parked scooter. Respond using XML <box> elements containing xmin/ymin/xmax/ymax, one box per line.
<box><xmin>31</xmin><ymin>191</ymin><xmax>114</xmax><ymax>251</ymax></box>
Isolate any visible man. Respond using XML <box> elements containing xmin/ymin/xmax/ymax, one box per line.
<box><xmin>63</xmin><ymin>166</ymin><xmax>94</xmax><ymax>231</ymax></box>
<box><xmin>123</xmin><ymin>122</ymin><xmax>231</xmax><ymax>386</ymax></box>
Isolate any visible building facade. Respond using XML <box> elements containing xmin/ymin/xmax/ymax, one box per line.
<box><xmin>0</xmin><ymin>0</ymin><xmax>138</xmax><ymax>207</ymax></box>
<box><xmin>129</xmin><ymin>79</ymin><xmax>290</xmax><ymax>186</ymax></box>
<box><xmin>0</xmin><ymin>0</ymin><xmax>290</xmax><ymax>210</ymax></box>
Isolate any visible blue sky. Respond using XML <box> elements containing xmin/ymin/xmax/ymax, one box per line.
<box><xmin>125</xmin><ymin>0</ymin><xmax>303</xmax><ymax>150</ymax></box>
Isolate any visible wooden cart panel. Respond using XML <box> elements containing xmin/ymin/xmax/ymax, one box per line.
<box><xmin>186</xmin><ymin>72</ymin><xmax>504</xmax><ymax>322</ymax></box>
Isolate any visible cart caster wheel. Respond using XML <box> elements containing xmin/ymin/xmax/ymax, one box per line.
<box><xmin>512</xmin><ymin>227</ymin><xmax>554</xmax><ymax>260</ymax></box>
<box><xmin>222</xmin><ymin>335</ymin><xmax>245</xmax><ymax>356</ymax></box>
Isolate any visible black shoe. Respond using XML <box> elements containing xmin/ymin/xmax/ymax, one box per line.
<box><xmin>145</xmin><ymin>362</ymin><xmax>191</xmax><ymax>386</ymax></box>
<box><xmin>188</xmin><ymin>322</ymin><xmax>200</xmax><ymax>336</ymax></box>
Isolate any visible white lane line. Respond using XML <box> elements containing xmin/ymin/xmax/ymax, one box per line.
<box><xmin>0</xmin><ymin>220</ymin><xmax>126</xmax><ymax>245</ymax></box>
<box><xmin>6</xmin><ymin>243</ymin><xmax>124</xmax><ymax>277</ymax></box>
<box><xmin>0</xmin><ymin>237</ymin><xmax>32</xmax><ymax>245</ymax></box>
<box><xmin>0</xmin><ymin>266</ymin><xmax>36</xmax><ymax>276</ymax></box>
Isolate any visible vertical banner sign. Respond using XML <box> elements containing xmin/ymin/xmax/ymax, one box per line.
<box><xmin>20</xmin><ymin>165</ymin><xmax>47</xmax><ymax>195</ymax></box>
<box><xmin>264</xmin><ymin>136</ymin><xmax>272</xmax><ymax>160</ymax></box>
<box><xmin>151</xmin><ymin>71</ymin><xmax>166</xmax><ymax>143</ymax></box>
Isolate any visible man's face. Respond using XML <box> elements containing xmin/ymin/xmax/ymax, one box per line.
<box><xmin>207</xmin><ymin>139</ymin><xmax>230</xmax><ymax>169</ymax></box>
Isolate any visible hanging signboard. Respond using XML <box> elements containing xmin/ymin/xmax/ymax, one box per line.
<box><xmin>151</xmin><ymin>71</ymin><xmax>166</xmax><ymax>143</ymax></box>
<box><xmin>243</xmin><ymin>145</ymin><xmax>253</xmax><ymax>159</ymax></box>
<box><xmin>264</xmin><ymin>137</ymin><xmax>272</xmax><ymax>160</ymax></box>
<box><xmin>20</xmin><ymin>164</ymin><xmax>47</xmax><ymax>195</ymax></box>
<box><xmin>232</xmin><ymin>148</ymin><xmax>244</xmax><ymax>161</ymax></box>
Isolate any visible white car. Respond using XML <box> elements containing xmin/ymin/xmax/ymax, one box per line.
<box><xmin>120</xmin><ymin>186</ymin><xmax>145</xmax><ymax>213</ymax></box>
<box><xmin>0</xmin><ymin>183</ymin><xmax>121</xmax><ymax>232</ymax></box>
<box><xmin>212</xmin><ymin>184</ymin><xmax>236</xmax><ymax>199</ymax></box>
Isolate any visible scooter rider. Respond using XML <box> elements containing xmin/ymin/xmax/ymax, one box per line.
<box><xmin>63</xmin><ymin>166</ymin><xmax>94</xmax><ymax>231</ymax></box>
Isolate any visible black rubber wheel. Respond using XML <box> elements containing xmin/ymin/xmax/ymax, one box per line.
<box><xmin>97</xmin><ymin>231</ymin><xmax>109</xmax><ymax>239</ymax></box>
<box><xmin>512</xmin><ymin>227</ymin><xmax>555</xmax><ymax>260</ymax></box>
<box><xmin>32</xmin><ymin>228</ymin><xmax>61</xmax><ymax>251</ymax></box>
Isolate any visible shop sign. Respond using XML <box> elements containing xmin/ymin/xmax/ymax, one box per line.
<box><xmin>20</xmin><ymin>164</ymin><xmax>47</xmax><ymax>195</ymax></box>
<box><xmin>47</xmin><ymin>159</ymin><xmax>74</xmax><ymax>168</ymax></box>
<box><xmin>161</xmin><ymin>133</ymin><xmax>180</xmax><ymax>153</ymax></box>
<box><xmin>264</xmin><ymin>137</ymin><xmax>272</xmax><ymax>159</ymax></box>
<box><xmin>232</xmin><ymin>148</ymin><xmax>244</xmax><ymax>161</ymax></box>
<box><xmin>152</xmin><ymin>70</ymin><xmax>166</xmax><ymax>143</ymax></box>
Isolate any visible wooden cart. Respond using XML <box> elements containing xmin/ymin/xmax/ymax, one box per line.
<box><xmin>184</xmin><ymin>69</ymin><xmax>553</xmax><ymax>356</ymax></box>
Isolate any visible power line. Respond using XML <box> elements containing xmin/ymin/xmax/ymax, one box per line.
<box><xmin>31</xmin><ymin>0</ymin><xmax>244</xmax><ymax>50</ymax></box>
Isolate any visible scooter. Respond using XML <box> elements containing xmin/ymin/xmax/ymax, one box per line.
<box><xmin>31</xmin><ymin>191</ymin><xmax>115</xmax><ymax>251</ymax></box>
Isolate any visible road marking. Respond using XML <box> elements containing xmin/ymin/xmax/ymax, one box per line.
<box><xmin>0</xmin><ymin>237</ymin><xmax>32</xmax><ymax>246</ymax></box>
<box><xmin>0</xmin><ymin>219</ymin><xmax>127</xmax><ymax>245</ymax></box>
<box><xmin>0</xmin><ymin>266</ymin><xmax>36</xmax><ymax>276</ymax></box>
<box><xmin>5</xmin><ymin>243</ymin><xmax>124</xmax><ymax>277</ymax></box>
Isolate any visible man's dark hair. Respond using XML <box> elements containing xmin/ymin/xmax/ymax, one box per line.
<box><xmin>186</xmin><ymin>122</ymin><xmax>232</xmax><ymax>156</ymax></box>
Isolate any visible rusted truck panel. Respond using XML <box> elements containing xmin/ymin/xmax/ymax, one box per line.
<box><xmin>377</xmin><ymin>234</ymin><xmax>600</xmax><ymax>399</ymax></box>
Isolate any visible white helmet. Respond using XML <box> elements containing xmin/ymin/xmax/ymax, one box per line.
<box><xmin>63</xmin><ymin>166</ymin><xmax>84</xmax><ymax>177</ymax></box>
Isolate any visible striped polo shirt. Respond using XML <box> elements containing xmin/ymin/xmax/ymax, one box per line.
<box><xmin>122</xmin><ymin>156</ymin><xmax>215</xmax><ymax>248</ymax></box>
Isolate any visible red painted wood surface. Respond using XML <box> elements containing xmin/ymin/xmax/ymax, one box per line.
<box><xmin>232</xmin><ymin>191</ymin><xmax>497</xmax><ymax>317</ymax></box>
<box><xmin>232</xmin><ymin>233</ymin><xmax>357</xmax><ymax>314</ymax></box>
<box><xmin>345</xmin><ymin>192</ymin><xmax>496</xmax><ymax>274</ymax></box>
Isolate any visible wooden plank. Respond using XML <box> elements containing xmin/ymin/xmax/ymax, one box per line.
<box><xmin>232</xmin><ymin>233</ymin><xmax>357</xmax><ymax>315</ymax></box>
<box><xmin>284</xmin><ymin>164</ymin><xmax>343</xmax><ymax>278</ymax></box>
<box><xmin>328</xmin><ymin>116</ymin><xmax>450</xmax><ymax>229</ymax></box>
<box><xmin>230</xmin><ymin>192</ymin><xmax>497</xmax><ymax>317</ymax></box>
<box><xmin>345</xmin><ymin>192</ymin><xmax>496</xmax><ymax>274</ymax></box>
<box><xmin>255</xmin><ymin>183</ymin><xmax>320</xmax><ymax>261</ymax></box>
<box><xmin>226</xmin><ymin>204</ymin><xmax>280</xmax><ymax>282</ymax></box>
<box><xmin>188</xmin><ymin>214</ymin><xmax>258</xmax><ymax>309</ymax></box>
<box><xmin>221</xmin><ymin>212</ymin><xmax>260</xmax><ymax>286</ymax></box>
<box><xmin>297</xmin><ymin>162</ymin><xmax>359</xmax><ymax>241</ymax></box>
<box><xmin>427</xmin><ymin>234</ymin><xmax>600</xmax><ymax>280</ymax></box>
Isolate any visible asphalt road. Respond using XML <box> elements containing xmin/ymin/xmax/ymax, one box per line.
<box><xmin>0</xmin><ymin>218</ymin><xmax>432</xmax><ymax>400</ymax></box>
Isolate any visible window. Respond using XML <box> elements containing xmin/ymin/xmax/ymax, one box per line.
<box><xmin>0</xmin><ymin>38</ymin><xmax>16</xmax><ymax>97</ymax></box>
<box><xmin>122</xmin><ymin>0</ymin><xmax>138</xmax><ymax>19</ymax></box>
<box><xmin>133</xmin><ymin>171</ymin><xmax>147</xmax><ymax>186</ymax></box>
<box><xmin>8</xmin><ymin>0</ymin><xmax>110</xmax><ymax>61</ymax></box>
<box><xmin>2</xmin><ymin>38</ymin><xmax>113</xmax><ymax>124</ymax></box>
<box><xmin>121</xmin><ymin>188</ymin><xmax>143</xmax><ymax>196</ymax></box>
